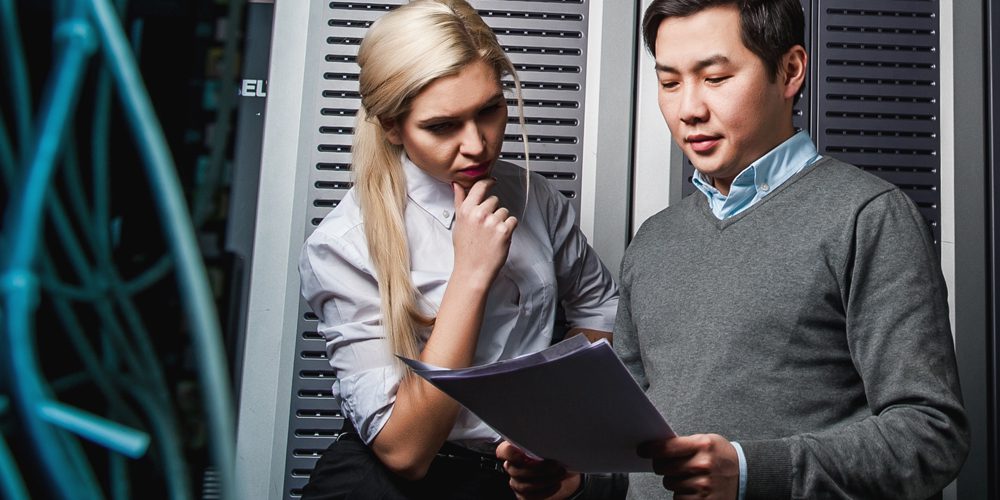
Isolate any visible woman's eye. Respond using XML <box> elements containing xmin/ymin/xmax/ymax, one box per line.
<box><xmin>479</xmin><ymin>103</ymin><xmax>503</xmax><ymax>116</ymax></box>
<box><xmin>425</xmin><ymin>122</ymin><xmax>455</xmax><ymax>133</ymax></box>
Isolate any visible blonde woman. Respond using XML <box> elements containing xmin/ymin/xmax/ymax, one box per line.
<box><xmin>298</xmin><ymin>1</ymin><xmax>618</xmax><ymax>498</ymax></box>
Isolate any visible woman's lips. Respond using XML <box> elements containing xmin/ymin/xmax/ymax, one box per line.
<box><xmin>458</xmin><ymin>163</ymin><xmax>490</xmax><ymax>177</ymax></box>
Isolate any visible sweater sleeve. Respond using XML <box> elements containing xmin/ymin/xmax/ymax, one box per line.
<box><xmin>740</xmin><ymin>189</ymin><xmax>969</xmax><ymax>499</ymax></box>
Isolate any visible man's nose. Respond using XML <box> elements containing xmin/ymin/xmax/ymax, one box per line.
<box><xmin>678</xmin><ymin>86</ymin><xmax>709</xmax><ymax>126</ymax></box>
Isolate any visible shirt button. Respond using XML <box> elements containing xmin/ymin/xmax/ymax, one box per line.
<box><xmin>760</xmin><ymin>183</ymin><xmax>770</xmax><ymax>192</ymax></box>
<box><xmin>442</xmin><ymin>210</ymin><xmax>451</xmax><ymax>219</ymax></box>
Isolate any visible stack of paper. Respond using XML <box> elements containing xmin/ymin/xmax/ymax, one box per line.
<box><xmin>400</xmin><ymin>335</ymin><xmax>674</xmax><ymax>472</ymax></box>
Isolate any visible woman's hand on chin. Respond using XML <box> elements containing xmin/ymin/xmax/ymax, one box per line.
<box><xmin>450</xmin><ymin>178</ymin><xmax>518</xmax><ymax>289</ymax></box>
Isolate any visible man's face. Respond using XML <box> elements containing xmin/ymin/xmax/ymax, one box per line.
<box><xmin>654</xmin><ymin>5</ymin><xmax>801</xmax><ymax>193</ymax></box>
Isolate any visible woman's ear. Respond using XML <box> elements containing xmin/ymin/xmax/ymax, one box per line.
<box><xmin>380</xmin><ymin>118</ymin><xmax>403</xmax><ymax>145</ymax></box>
<box><xmin>781</xmin><ymin>44</ymin><xmax>808</xmax><ymax>100</ymax></box>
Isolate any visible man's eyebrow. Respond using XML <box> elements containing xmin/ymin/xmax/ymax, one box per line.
<box><xmin>416</xmin><ymin>92</ymin><xmax>505</xmax><ymax>125</ymax></box>
<box><xmin>655</xmin><ymin>54</ymin><xmax>731</xmax><ymax>74</ymax></box>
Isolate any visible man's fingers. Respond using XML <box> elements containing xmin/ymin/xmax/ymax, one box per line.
<box><xmin>638</xmin><ymin>435</ymin><xmax>703</xmax><ymax>459</ymax></box>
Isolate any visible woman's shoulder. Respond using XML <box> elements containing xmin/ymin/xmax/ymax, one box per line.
<box><xmin>306</xmin><ymin>189</ymin><xmax>365</xmax><ymax>245</ymax></box>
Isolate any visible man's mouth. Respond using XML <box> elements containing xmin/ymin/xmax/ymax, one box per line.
<box><xmin>686</xmin><ymin>134</ymin><xmax>722</xmax><ymax>153</ymax></box>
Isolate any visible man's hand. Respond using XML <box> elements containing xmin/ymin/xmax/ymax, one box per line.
<box><xmin>638</xmin><ymin>434</ymin><xmax>739</xmax><ymax>500</ymax></box>
<box><xmin>497</xmin><ymin>441</ymin><xmax>582</xmax><ymax>500</ymax></box>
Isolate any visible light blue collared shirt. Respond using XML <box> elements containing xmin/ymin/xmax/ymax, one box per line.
<box><xmin>691</xmin><ymin>131</ymin><xmax>820</xmax><ymax>500</ymax></box>
<box><xmin>692</xmin><ymin>131</ymin><xmax>822</xmax><ymax>220</ymax></box>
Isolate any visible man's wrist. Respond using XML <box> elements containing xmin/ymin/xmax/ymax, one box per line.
<box><xmin>566</xmin><ymin>473</ymin><xmax>586</xmax><ymax>499</ymax></box>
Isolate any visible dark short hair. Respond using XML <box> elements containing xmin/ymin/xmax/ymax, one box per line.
<box><xmin>642</xmin><ymin>0</ymin><xmax>805</xmax><ymax>81</ymax></box>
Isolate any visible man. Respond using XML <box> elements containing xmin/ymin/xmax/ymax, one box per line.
<box><xmin>611</xmin><ymin>0</ymin><xmax>969</xmax><ymax>499</ymax></box>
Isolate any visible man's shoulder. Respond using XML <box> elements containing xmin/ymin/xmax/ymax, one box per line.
<box><xmin>804</xmin><ymin>156</ymin><xmax>898</xmax><ymax>198</ymax></box>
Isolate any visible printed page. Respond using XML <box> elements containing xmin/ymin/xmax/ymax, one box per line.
<box><xmin>400</xmin><ymin>336</ymin><xmax>674</xmax><ymax>472</ymax></box>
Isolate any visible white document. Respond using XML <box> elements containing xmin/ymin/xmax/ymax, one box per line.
<box><xmin>399</xmin><ymin>335</ymin><xmax>675</xmax><ymax>472</ymax></box>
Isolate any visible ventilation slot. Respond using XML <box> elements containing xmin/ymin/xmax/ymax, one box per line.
<box><xmin>509</xmin><ymin>117</ymin><xmax>578</xmax><ymax>126</ymax></box>
<box><xmin>825</xmin><ymin>8</ymin><xmax>935</xmax><ymax>18</ymax></box>
<box><xmin>492</xmin><ymin>28</ymin><xmax>581</xmax><ymax>38</ymax></box>
<box><xmin>320</xmin><ymin>108</ymin><xmax>358</xmax><ymax>117</ymax></box>
<box><xmin>825</xmin><ymin>76</ymin><xmax>934</xmax><ymax>86</ymax></box>
<box><xmin>322</xmin><ymin>72</ymin><xmax>359</xmax><ymax>81</ymax></box>
<box><xmin>826</xmin><ymin>128</ymin><xmax>935</xmax><ymax>138</ymax></box>
<box><xmin>329</xmin><ymin>2</ymin><xmax>393</xmax><ymax>12</ymax></box>
<box><xmin>328</xmin><ymin>19</ymin><xmax>373</xmax><ymax>29</ymax></box>
<box><xmin>313</xmin><ymin>199</ymin><xmax>340</xmax><ymax>208</ymax></box>
<box><xmin>826</xmin><ymin>25</ymin><xmax>934</xmax><ymax>35</ymax></box>
<box><xmin>503</xmin><ymin>46</ymin><xmax>581</xmax><ymax>56</ymax></box>
<box><xmin>499</xmin><ymin>152</ymin><xmax>576</xmax><ymax>162</ymax></box>
<box><xmin>296</xmin><ymin>409</ymin><xmax>342</xmax><ymax>418</ymax></box>
<box><xmin>825</xmin><ymin>41</ymin><xmax>933</xmax><ymax>52</ymax></box>
<box><xmin>504</xmin><ymin>134</ymin><xmax>577</xmax><ymax>144</ymax></box>
<box><xmin>316</xmin><ymin>162</ymin><xmax>351</xmax><ymax>171</ymax></box>
<box><xmin>326</xmin><ymin>36</ymin><xmax>363</xmax><ymax>45</ymax></box>
<box><xmin>514</xmin><ymin>63</ymin><xmax>580</xmax><ymax>73</ymax></box>
<box><xmin>504</xmin><ymin>80</ymin><xmax>581</xmax><ymax>91</ymax></box>
<box><xmin>824</xmin><ymin>111</ymin><xmax>935</xmax><ymax>121</ymax></box>
<box><xmin>299</xmin><ymin>370</ymin><xmax>335</xmax><ymax>379</ymax></box>
<box><xmin>319</xmin><ymin>126</ymin><xmax>353</xmax><ymax>135</ymax></box>
<box><xmin>478</xmin><ymin>9</ymin><xmax>582</xmax><ymax>21</ymax></box>
<box><xmin>314</xmin><ymin>181</ymin><xmax>353</xmax><ymax>190</ymax></box>
<box><xmin>537</xmin><ymin>171</ymin><xmax>576</xmax><ymax>180</ymax></box>
<box><xmin>294</xmin><ymin>429</ymin><xmax>341</xmax><ymax>438</ymax></box>
<box><xmin>321</xmin><ymin>88</ymin><xmax>362</xmax><ymax>99</ymax></box>
<box><xmin>824</xmin><ymin>146</ymin><xmax>935</xmax><ymax>156</ymax></box>
<box><xmin>826</xmin><ymin>59</ymin><xmax>935</xmax><ymax>70</ymax></box>
<box><xmin>297</xmin><ymin>389</ymin><xmax>334</xmax><ymax>398</ymax></box>
<box><xmin>508</xmin><ymin>98</ymin><xmax>579</xmax><ymax>108</ymax></box>
<box><xmin>324</xmin><ymin>55</ymin><xmax>357</xmax><ymax>63</ymax></box>
<box><xmin>825</xmin><ymin>94</ymin><xmax>935</xmax><ymax>104</ymax></box>
<box><xmin>317</xmin><ymin>145</ymin><xmax>351</xmax><ymax>154</ymax></box>
<box><xmin>301</xmin><ymin>330</ymin><xmax>323</xmax><ymax>340</ymax></box>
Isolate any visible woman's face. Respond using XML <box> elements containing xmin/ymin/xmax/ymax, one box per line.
<box><xmin>384</xmin><ymin>59</ymin><xmax>508</xmax><ymax>190</ymax></box>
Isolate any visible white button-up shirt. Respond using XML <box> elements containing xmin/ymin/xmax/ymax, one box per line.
<box><xmin>299</xmin><ymin>157</ymin><xmax>618</xmax><ymax>449</ymax></box>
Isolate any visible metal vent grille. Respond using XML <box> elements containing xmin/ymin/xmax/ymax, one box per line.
<box><xmin>816</xmin><ymin>0</ymin><xmax>940</xmax><ymax>243</ymax></box>
<box><xmin>283</xmin><ymin>1</ymin><xmax>592</xmax><ymax>497</ymax></box>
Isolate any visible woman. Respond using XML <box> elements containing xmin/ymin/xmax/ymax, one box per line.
<box><xmin>298</xmin><ymin>1</ymin><xmax>617</xmax><ymax>498</ymax></box>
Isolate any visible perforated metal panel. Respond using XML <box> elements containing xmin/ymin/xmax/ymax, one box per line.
<box><xmin>680</xmin><ymin>1</ymin><xmax>941</xmax><ymax>246</ymax></box>
<box><xmin>283</xmin><ymin>1</ymin><xmax>592</xmax><ymax>497</ymax></box>
<box><xmin>815</xmin><ymin>0</ymin><xmax>940</xmax><ymax>242</ymax></box>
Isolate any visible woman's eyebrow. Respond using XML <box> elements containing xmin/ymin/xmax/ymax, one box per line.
<box><xmin>416</xmin><ymin>92</ymin><xmax>505</xmax><ymax>125</ymax></box>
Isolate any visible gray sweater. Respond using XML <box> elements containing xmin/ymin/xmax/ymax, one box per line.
<box><xmin>614</xmin><ymin>158</ymin><xmax>969</xmax><ymax>499</ymax></box>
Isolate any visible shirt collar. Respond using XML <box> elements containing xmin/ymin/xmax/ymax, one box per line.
<box><xmin>402</xmin><ymin>155</ymin><xmax>456</xmax><ymax>229</ymax></box>
<box><xmin>691</xmin><ymin>130</ymin><xmax>821</xmax><ymax>219</ymax></box>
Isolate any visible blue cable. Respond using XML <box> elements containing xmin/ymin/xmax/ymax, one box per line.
<box><xmin>86</xmin><ymin>0</ymin><xmax>235</xmax><ymax>497</ymax></box>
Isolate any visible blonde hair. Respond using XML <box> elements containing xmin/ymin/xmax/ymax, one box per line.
<box><xmin>353</xmin><ymin>0</ymin><xmax>530</xmax><ymax>362</ymax></box>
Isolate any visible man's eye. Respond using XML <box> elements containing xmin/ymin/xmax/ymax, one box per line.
<box><xmin>706</xmin><ymin>76</ymin><xmax>730</xmax><ymax>84</ymax></box>
<box><xmin>660</xmin><ymin>81</ymin><xmax>679</xmax><ymax>90</ymax></box>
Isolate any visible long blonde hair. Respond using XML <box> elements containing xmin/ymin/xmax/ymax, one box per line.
<box><xmin>354</xmin><ymin>0</ymin><xmax>530</xmax><ymax>361</ymax></box>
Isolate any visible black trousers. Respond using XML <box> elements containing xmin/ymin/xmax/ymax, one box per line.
<box><xmin>301</xmin><ymin>432</ymin><xmax>516</xmax><ymax>500</ymax></box>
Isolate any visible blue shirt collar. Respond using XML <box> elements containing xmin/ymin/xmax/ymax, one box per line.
<box><xmin>691</xmin><ymin>130</ymin><xmax>821</xmax><ymax>219</ymax></box>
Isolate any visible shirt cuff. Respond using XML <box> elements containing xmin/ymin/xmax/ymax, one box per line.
<box><xmin>731</xmin><ymin>441</ymin><xmax>747</xmax><ymax>500</ymax></box>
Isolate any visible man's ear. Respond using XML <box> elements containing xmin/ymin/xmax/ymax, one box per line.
<box><xmin>380</xmin><ymin>118</ymin><xmax>403</xmax><ymax>145</ymax></box>
<box><xmin>780</xmin><ymin>45</ymin><xmax>808</xmax><ymax>100</ymax></box>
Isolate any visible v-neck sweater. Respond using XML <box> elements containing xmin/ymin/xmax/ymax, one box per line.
<box><xmin>615</xmin><ymin>157</ymin><xmax>968</xmax><ymax>499</ymax></box>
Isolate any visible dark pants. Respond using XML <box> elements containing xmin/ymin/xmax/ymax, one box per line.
<box><xmin>302</xmin><ymin>432</ymin><xmax>516</xmax><ymax>500</ymax></box>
